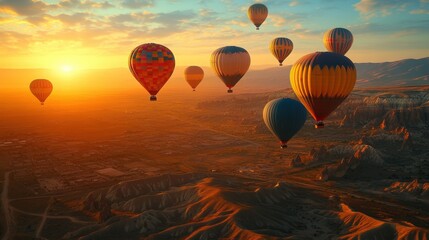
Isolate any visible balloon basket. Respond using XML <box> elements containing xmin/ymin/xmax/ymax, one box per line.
<box><xmin>279</xmin><ymin>63</ymin><xmax>283</xmax><ymax>66</ymax></box>
<box><xmin>193</xmin><ymin>89</ymin><xmax>196</xmax><ymax>91</ymax></box>
<box><xmin>315</xmin><ymin>122</ymin><xmax>325</xmax><ymax>128</ymax></box>
<box><xmin>150</xmin><ymin>95</ymin><xmax>157</xmax><ymax>101</ymax></box>
<box><xmin>227</xmin><ymin>89</ymin><xmax>233</xmax><ymax>93</ymax></box>
<box><xmin>280</xmin><ymin>143</ymin><xmax>287</xmax><ymax>149</ymax></box>
<box><xmin>256</xmin><ymin>27</ymin><xmax>259</xmax><ymax>30</ymax></box>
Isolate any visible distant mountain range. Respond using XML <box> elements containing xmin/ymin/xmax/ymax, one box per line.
<box><xmin>231</xmin><ymin>57</ymin><xmax>429</xmax><ymax>91</ymax></box>
<box><xmin>355</xmin><ymin>57</ymin><xmax>429</xmax><ymax>87</ymax></box>
<box><xmin>1</xmin><ymin>57</ymin><xmax>428</xmax><ymax>92</ymax></box>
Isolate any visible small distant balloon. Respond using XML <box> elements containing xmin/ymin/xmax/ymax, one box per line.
<box><xmin>30</xmin><ymin>79</ymin><xmax>53</xmax><ymax>105</ymax></box>
<box><xmin>184</xmin><ymin>66</ymin><xmax>204</xmax><ymax>91</ymax></box>
<box><xmin>323</xmin><ymin>28</ymin><xmax>353</xmax><ymax>55</ymax></box>
<box><xmin>263</xmin><ymin>98</ymin><xmax>307</xmax><ymax>148</ymax></box>
<box><xmin>270</xmin><ymin>37</ymin><xmax>293</xmax><ymax>66</ymax></box>
<box><xmin>248</xmin><ymin>3</ymin><xmax>268</xmax><ymax>30</ymax></box>
<box><xmin>211</xmin><ymin>46</ymin><xmax>251</xmax><ymax>93</ymax></box>
<box><xmin>129</xmin><ymin>43</ymin><xmax>175</xmax><ymax>101</ymax></box>
<box><xmin>290</xmin><ymin>52</ymin><xmax>356</xmax><ymax>128</ymax></box>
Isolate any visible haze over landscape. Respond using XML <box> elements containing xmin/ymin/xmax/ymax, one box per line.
<box><xmin>1</xmin><ymin>0</ymin><xmax>429</xmax><ymax>239</ymax></box>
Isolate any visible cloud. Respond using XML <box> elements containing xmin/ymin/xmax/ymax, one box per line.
<box><xmin>354</xmin><ymin>0</ymin><xmax>414</xmax><ymax>18</ymax></box>
<box><xmin>410</xmin><ymin>9</ymin><xmax>429</xmax><ymax>14</ymax></box>
<box><xmin>269</xmin><ymin>14</ymin><xmax>286</xmax><ymax>27</ymax></box>
<box><xmin>57</xmin><ymin>0</ymin><xmax>114</xmax><ymax>9</ymax></box>
<box><xmin>0</xmin><ymin>0</ymin><xmax>49</xmax><ymax>16</ymax></box>
<box><xmin>121</xmin><ymin>0</ymin><xmax>153</xmax><ymax>8</ymax></box>
<box><xmin>227</xmin><ymin>20</ymin><xmax>248</xmax><ymax>27</ymax></box>
<box><xmin>289</xmin><ymin>0</ymin><xmax>299</xmax><ymax>7</ymax></box>
<box><xmin>0</xmin><ymin>31</ymin><xmax>32</xmax><ymax>53</ymax></box>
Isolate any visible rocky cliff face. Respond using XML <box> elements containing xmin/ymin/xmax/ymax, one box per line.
<box><xmin>317</xmin><ymin>144</ymin><xmax>384</xmax><ymax>181</ymax></box>
<box><xmin>338</xmin><ymin>92</ymin><xmax>429</xmax><ymax>130</ymax></box>
<box><xmin>384</xmin><ymin>179</ymin><xmax>429</xmax><ymax>199</ymax></box>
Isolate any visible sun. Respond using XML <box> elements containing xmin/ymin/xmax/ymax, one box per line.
<box><xmin>61</xmin><ymin>65</ymin><xmax>73</xmax><ymax>73</ymax></box>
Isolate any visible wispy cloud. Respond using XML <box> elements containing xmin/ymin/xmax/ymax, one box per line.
<box><xmin>354</xmin><ymin>0</ymin><xmax>419</xmax><ymax>18</ymax></box>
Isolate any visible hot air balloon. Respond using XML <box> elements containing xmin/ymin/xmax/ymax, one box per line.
<box><xmin>270</xmin><ymin>37</ymin><xmax>293</xmax><ymax>66</ymax></box>
<box><xmin>248</xmin><ymin>3</ymin><xmax>268</xmax><ymax>30</ymax></box>
<box><xmin>263</xmin><ymin>98</ymin><xmax>307</xmax><ymax>148</ymax></box>
<box><xmin>323</xmin><ymin>28</ymin><xmax>353</xmax><ymax>55</ymax></box>
<box><xmin>129</xmin><ymin>43</ymin><xmax>175</xmax><ymax>101</ymax></box>
<box><xmin>211</xmin><ymin>46</ymin><xmax>251</xmax><ymax>93</ymax></box>
<box><xmin>30</xmin><ymin>79</ymin><xmax>53</xmax><ymax>105</ymax></box>
<box><xmin>184</xmin><ymin>66</ymin><xmax>204</xmax><ymax>91</ymax></box>
<box><xmin>290</xmin><ymin>52</ymin><xmax>356</xmax><ymax>128</ymax></box>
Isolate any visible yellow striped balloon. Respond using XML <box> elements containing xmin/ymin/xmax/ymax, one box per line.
<box><xmin>323</xmin><ymin>28</ymin><xmax>353</xmax><ymax>55</ymax></box>
<box><xmin>290</xmin><ymin>52</ymin><xmax>356</xmax><ymax>128</ymax></box>
<box><xmin>184</xmin><ymin>66</ymin><xmax>204</xmax><ymax>91</ymax></box>
<box><xmin>211</xmin><ymin>46</ymin><xmax>251</xmax><ymax>93</ymax></box>
<box><xmin>270</xmin><ymin>37</ymin><xmax>293</xmax><ymax>66</ymax></box>
<box><xmin>248</xmin><ymin>3</ymin><xmax>268</xmax><ymax>30</ymax></box>
<box><xmin>30</xmin><ymin>79</ymin><xmax>53</xmax><ymax>105</ymax></box>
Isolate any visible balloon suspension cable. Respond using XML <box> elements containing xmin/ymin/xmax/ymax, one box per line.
<box><xmin>315</xmin><ymin>121</ymin><xmax>325</xmax><ymax>129</ymax></box>
<box><xmin>150</xmin><ymin>95</ymin><xmax>157</xmax><ymax>101</ymax></box>
<box><xmin>227</xmin><ymin>89</ymin><xmax>233</xmax><ymax>93</ymax></box>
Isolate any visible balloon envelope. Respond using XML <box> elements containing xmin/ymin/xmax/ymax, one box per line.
<box><xmin>323</xmin><ymin>28</ymin><xmax>353</xmax><ymax>55</ymax></box>
<box><xmin>290</xmin><ymin>52</ymin><xmax>356</xmax><ymax>128</ymax></box>
<box><xmin>129</xmin><ymin>43</ymin><xmax>175</xmax><ymax>101</ymax></box>
<box><xmin>248</xmin><ymin>3</ymin><xmax>268</xmax><ymax>30</ymax></box>
<box><xmin>270</xmin><ymin>37</ymin><xmax>293</xmax><ymax>66</ymax></box>
<box><xmin>30</xmin><ymin>79</ymin><xmax>53</xmax><ymax>105</ymax></box>
<box><xmin>211</xmin><ymin>46</ymin><xmax>251</xmax><ymax>93</ymax></box>
<box><xmin>263</xmin><ymin>98</ymin><xmax>307</xmax><ymax>148</ymax></box>
<box><xmin>184</xmin><ymin>66</ymin><xmax>204</xmax><ymax>91</ymax></box>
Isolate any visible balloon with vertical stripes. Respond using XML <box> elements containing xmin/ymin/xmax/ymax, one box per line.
<box><xmin>211</xmin><ymin>46</ymin><xmax>251</xmax><ymax>93</ymax></box>
<box><xmin>263</xmin><ymin>98</ymin><xmax>307</xmax><ymax>149</ymax></box>
<box><xmin>290</xmin><ymin>52</ymin><xmax>356</xmax><ymax>128</ymax></box>
<box><xmin>270</xmin><ymin>37</ymin><xmax>293</xmax><ymax>66</ymax></box>
<box><xmin>323</xmin><ymin>28</ymin><xmax>353</xmax><ymax>55</ymax></box>
<box><xmin>30</xmin><ymin>79</ymin><xmax>53</xmax><ymax>105</ymax></box>
<box><xmin>248</xmin><ymin>3</ymin><xmax>268</xmax><ymax>30</ymax></box>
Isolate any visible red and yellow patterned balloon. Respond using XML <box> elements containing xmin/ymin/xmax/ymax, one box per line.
<box><xmin>30</xmin><ymin>79</ymin><xmax>53</xmax><ymax>105</ymax></box>
<box><xmin>129</xmin><ymin>43</ymin><xmax>175</xmax><ymax>101</ymax></box>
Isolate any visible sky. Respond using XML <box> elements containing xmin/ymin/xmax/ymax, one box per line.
<box><xmin>0</xmin><ymin>0</ymin><xmax>428</xmax><ymax>69</ymax></box>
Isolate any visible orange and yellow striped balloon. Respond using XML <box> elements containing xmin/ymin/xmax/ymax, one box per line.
<box><xmin>211</xmin><ymin>46</ymin><xmax>251</xmax><ymax>93</ymax></box>
<box><xmin>248</xmin><ymin>3</ymin><xmax>268</xmax><ymax>30</ymax></box>
<box><xmin>290</xmin><ymin>52</ymin><xmax>356</xmax><ymax>128</ymax></box>
<box><xmin>184</xmin><ymin>66</ymin><xmax>204</xmax><ymax>91</ymax></box>
<box><xmin>129</xmin><ymin>43</ymin><xmax>175</xmax><ymax>101</ymax></box>
<box><xmin>323</xmin><ymin>28</ymin><xmax>353</xmax><ymax>55</ymax></box>
<box><xmin>270</xmin><ymin>37</ymin><xmax>293</xmax><ymax>66</ymax></box>
<box><xmin>30</xmin><ymin>79</ymin><xmax>53</xmax><ymax>105</ymax></box>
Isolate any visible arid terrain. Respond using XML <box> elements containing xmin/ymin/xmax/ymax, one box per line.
<box><xmin>0</xmin><ymin>82</ymin><xmax>428</xmax><ymax>239</ymax></box>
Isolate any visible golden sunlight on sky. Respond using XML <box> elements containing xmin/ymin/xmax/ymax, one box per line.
<box><xmin>0</xmin><ymin>0</ymin><xmax>428</xmax><ymax>69</ymax></box>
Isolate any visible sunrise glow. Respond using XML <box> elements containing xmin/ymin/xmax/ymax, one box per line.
<box><xmin>61</xmin><ymin>65</ymin><xmax>73</xmax><ymax>73</ymax></box>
